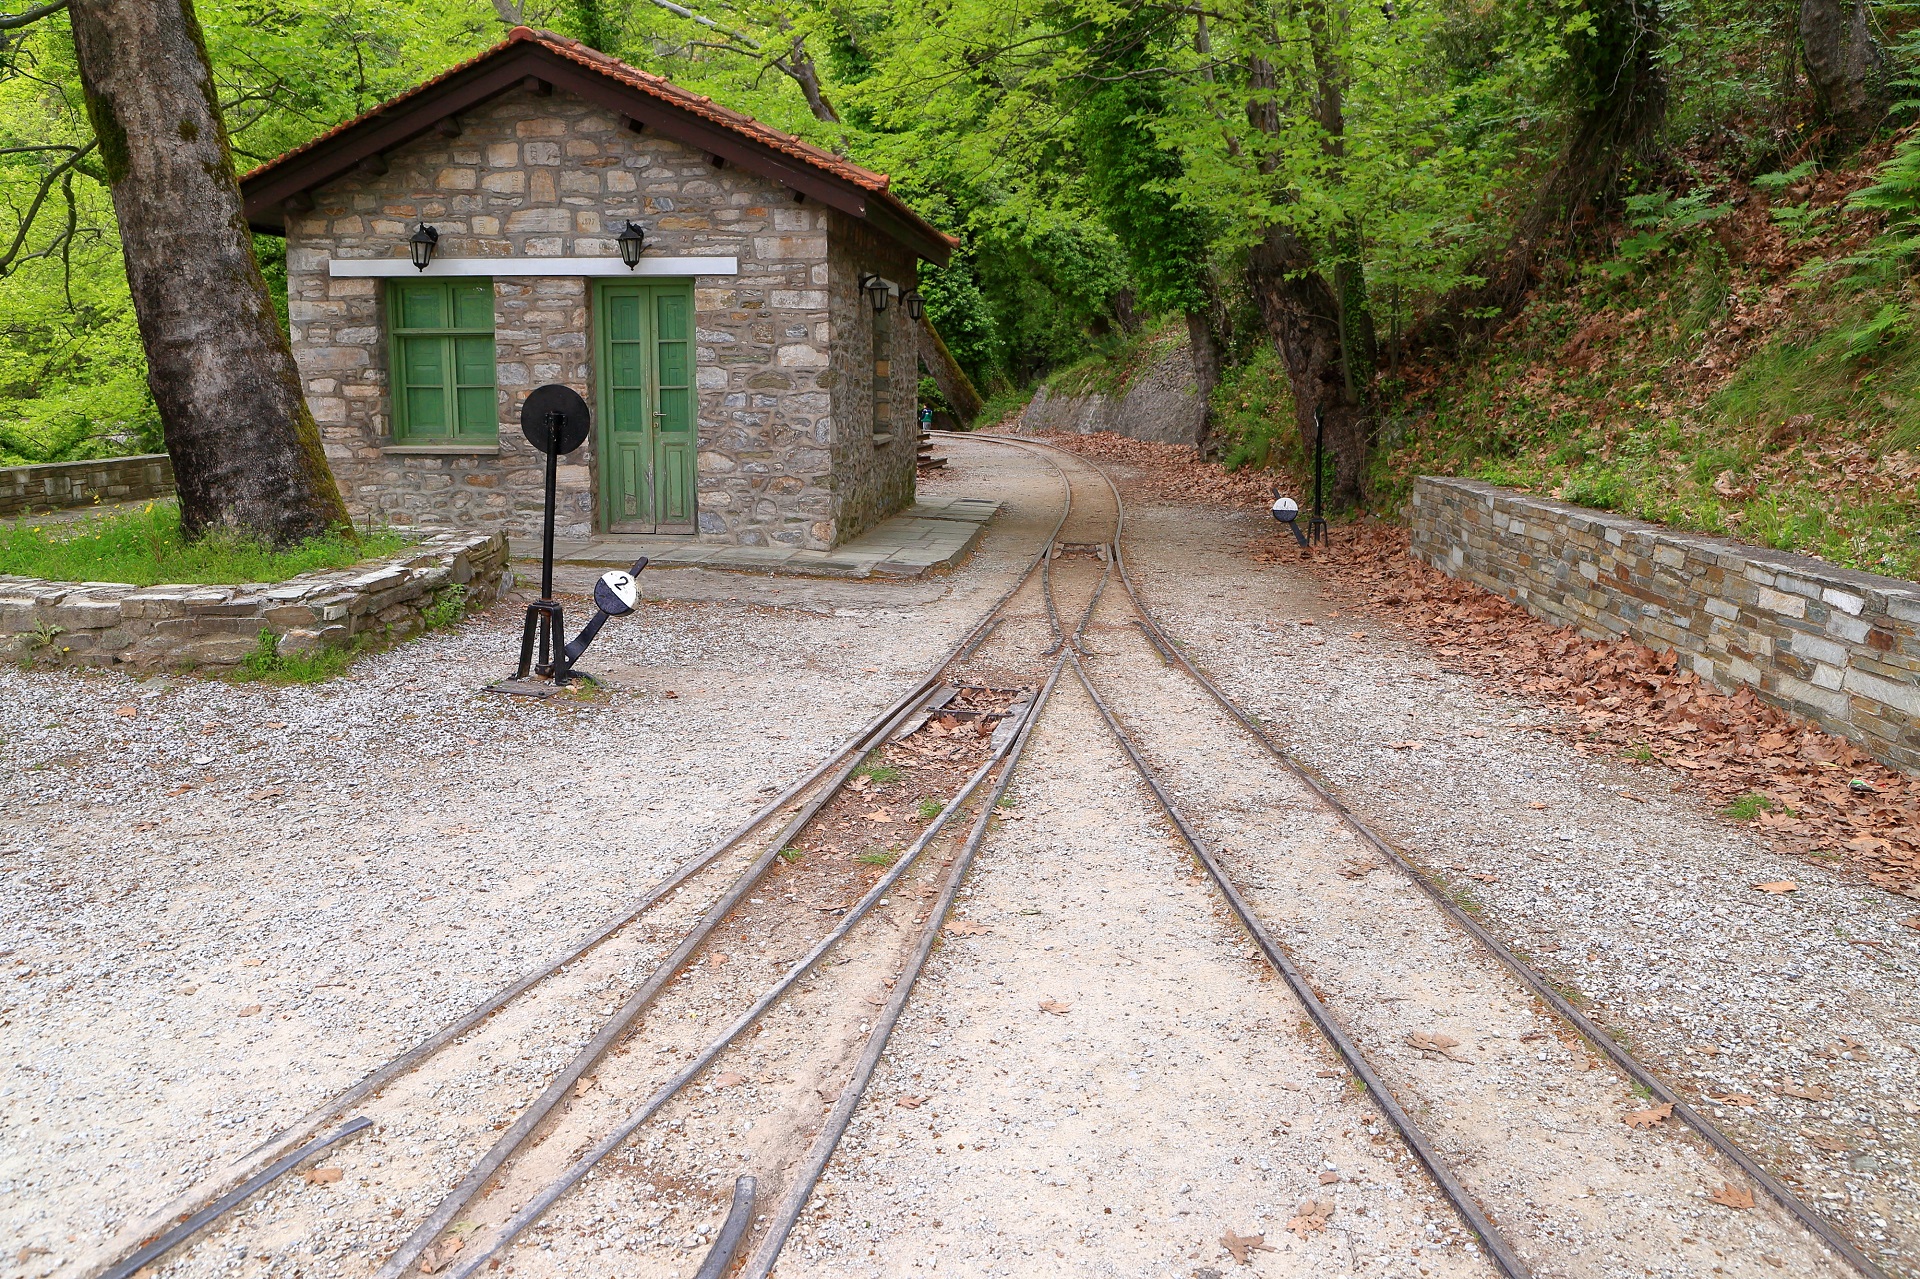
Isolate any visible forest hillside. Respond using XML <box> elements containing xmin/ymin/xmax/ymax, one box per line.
<box><xmin>4</xmin><ymin>0</ymin><xmax>1919</xmax><ymax>578</ymax></box>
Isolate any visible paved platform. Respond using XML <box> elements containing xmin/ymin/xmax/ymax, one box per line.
<box><xmin>531</xmin><ymin>495</ymin><xmax>1001</xmax><ymax>578</ymax></box>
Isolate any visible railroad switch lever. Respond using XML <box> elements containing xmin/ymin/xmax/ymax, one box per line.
<box><xmin>557</xmin><ymin>557</ymin><xmax>649</xmax><ymax>678</ymax></box>
<box><xmin>1271</xmin><ymin>488</ymin><xmax>1309</xmax><ymax>548</ymax></box>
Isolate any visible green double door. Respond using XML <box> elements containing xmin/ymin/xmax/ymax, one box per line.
<box><xmin>595</xmin><ymin>280</ymin><xmax>696</xmax><ymax>534</ymax></box>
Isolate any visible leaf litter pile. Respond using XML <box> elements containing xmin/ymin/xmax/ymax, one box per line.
<box><xmin>1025</xmin><ymin>432</ymin><xmax>1920</xmax><ymax>892</ymax></box>
<box><xmin>1292</xmin><ymin>523</ymin><xmax>1920</xmax><ymax>894</ymax></box>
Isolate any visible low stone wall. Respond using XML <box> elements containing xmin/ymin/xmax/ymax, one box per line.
<box><xmin>0</xmin><ymin>528</ymin><xmax>510</xmax><ymax>671</ymax></box>
<box><xmin>1410</xmin><ymin>477</ymin><xmax>1920</xmax><ymax>772</ymax></box>
<box><xmin>1019</xmin><ymin>340</ymin><xmax>1200</xmax><ymax>446</ymax></box>
<box><xmin>1</xmin><ymin>454</ymin><xmax>175</xmax><ymax>519</ymax></box>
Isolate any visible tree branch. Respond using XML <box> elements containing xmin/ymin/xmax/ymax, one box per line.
<box><xmin>643</xmin><ymin>0</ymin><xmax>761</xmax><ymax>50</ymax></box>
<box><xmin>0</xmin><ymin>0</ymin><xmax>67</xmax><ymax>31</ymax></box>
<box><xmin>0</xmin><ymin>138</ymin><xmax>96</xmax><ymax>278</ymax></box>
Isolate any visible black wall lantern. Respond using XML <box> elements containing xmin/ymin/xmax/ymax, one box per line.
<box><xmin>903</xmin><ymin>290</ymin><xmax>925</xmax><ymax>321</ymax></box>
<box><xmin>409</xmin><ymin>223</ymin><xmax>440</xmax><ymax>271</ymax></box>
<box><xmin>859</xmin><ymin>273</ymin><xmax>891</xmax><ymax>312</ymax></box>
<box><xmin>617</xmin><ymin>220</ymin><xmax>647</xmax><ymax>269</ymax></box>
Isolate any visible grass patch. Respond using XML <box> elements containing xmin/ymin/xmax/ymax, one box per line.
<box><xmin>915</xmin><ymin>797</ymin><xmax>944</xmax><ymax>821</ymax></box>
<box><xmin>857</xmin><ymin>848</ymin><xmax>899</xmax><ymax>867</ymax></box>
<box><xmin>0</xmin><ymin>499</ymin><xmax>405</xmax><ymax>586</ymax></box>
<box><xmin>777</xmin><ymin>846</ymin><xmax>805</xmax><ymax>864</ymax></box>
<box><xmin>1721</xmin><ymin>792</ymin><xmax>1785</xmax><ymax>820</ymax></box>
<box><xmin>857</xmin><ymin>764</ymin><xmax>902</xmax><ymax>785</ymax></box>
<box><xmin>233</xmin><ymin>630</ymin><xmax>354</xmax><ymax>685</ymax></box>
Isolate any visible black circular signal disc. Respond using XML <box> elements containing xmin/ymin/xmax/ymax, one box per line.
<box><xmin>520</xmin><ymin>384</ymin><xmax>592</xmax><ymax>454</ymax></box>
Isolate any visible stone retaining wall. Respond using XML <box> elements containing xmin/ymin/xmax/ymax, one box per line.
<box><xmin>1018</xmin><ymin>339</ymin><xmax>1200</xmax><ymax>446</ymax></box>
<box><xmin>0</xmin><ymin>528</ymin><xmax>509</xmax><ymax>671</ymax></box>
<box><xmin>1410</xmin><ymin>477</ymin><xmax>1920</xmax><ymax>772</ymax></box>
<box><xmin>1</xmin><ymin>454</ymin><xmax>175</xmax><ymax>520</ymax></box>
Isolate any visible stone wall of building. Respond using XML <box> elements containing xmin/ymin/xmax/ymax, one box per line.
<box><xmin>1</xmin><ymin>454</ymin><xmax>175</xmax><ymax>519</ymax></box>
<box><xmin>1411</xmin><ymin>476</ymin><xmax>1920</xmax><ymax>772</ymax></box>
<box><xmin>0</xmin><ymin>529</ymin><xmax>508</xmax><ymax>671</ymax></box>
<box><xmin>825</xmin><ymin>211</ymin><xmax>919</xmax><ymax>543</ymax></box>
<box><xmin>284</xmin><ymin>82</ymin><xmax>902</xmax><ymax>549</ymax></box>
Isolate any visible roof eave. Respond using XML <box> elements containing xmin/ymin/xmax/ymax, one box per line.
<box><xmin>241</xmin><ymin>40</ymin><xmax>952</xmax><ymax>262</ymax></box>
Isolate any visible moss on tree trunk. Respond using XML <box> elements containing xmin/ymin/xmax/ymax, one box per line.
<box><xmin>69</xmin><ymin>0</ymin><xmax>351</xmax><ymax>547</ymax></box>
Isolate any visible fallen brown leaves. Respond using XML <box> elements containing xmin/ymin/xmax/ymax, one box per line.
<box><xmin>1304</xmin><ymin>523</ymin><xmax>1920</xmax><ymax>893</ymax></box>
<box><xmin>1038</xmin><ymin>999</ymin><xmax>1071</xmax><ymax>1015</ymax></box>
<box><xmin>1221</xmin><ymin>1228</ymin><xmax>1277</xmax><ymax>1263</ymax></box>
<box><xmin>1027</xmin><ymin>431</ymin><xmax>1279</xmax><ymax>511</ymax></box>
<box><xmin>1405</xmin><ymin>1030</ymin><xmax>1470</xmax><ymax>1062</ymax></box>
<box><xmin>1709</xmin><ymin>1182</ymin><xmax>1756</xmax><ymax>1210</ymax></box>
<box><xmin>1622</xmin><ymin>1102</ymin><xmax>1674</xmax><ymax>1129</ymax></box>
<box><xmin>418</xmin><ymin>1237</ymin><xmax>464</xmax><ymax>1273</ymax></box>
<box><xmin>1286</xmin><ymin>1200</ymin><xmax>1336</xmax><ymax>1238</ymax></box>
<box><xmin>945</xmin><ymin>918</ymin><xmax>991</xmax><ymax>935</ymax></box>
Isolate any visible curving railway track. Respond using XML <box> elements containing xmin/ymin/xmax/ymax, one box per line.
<box><xmin>78</xmin><ymin>435</ymin><xmax>1897</xmax><ymax>1279</ymax></box>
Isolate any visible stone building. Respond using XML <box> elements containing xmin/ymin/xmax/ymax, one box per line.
<box><xmin>240</xmin><ymin>27</ymin><xmax>952</xmax><ymax>549</ymax></box>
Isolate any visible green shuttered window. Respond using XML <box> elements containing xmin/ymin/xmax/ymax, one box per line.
<box><xmin>387</xmin><ymin>280</ymin><xmax>497</xmax><ymax>442</ymax></box>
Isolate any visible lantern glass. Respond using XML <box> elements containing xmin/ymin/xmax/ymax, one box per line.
<box><xmin>618</xmin><ymin>221</ymin><xmax>646</xmax><ymax>269</ymax></box>
<box><xmin>869</xmin><ymin>280</ymin><xmax>889</xmax><ymax>312</ymax></box>
<box><xmin>409</xmin><ymin>224</ymin><xmax>439</xmax><ymax>271</ymax></box>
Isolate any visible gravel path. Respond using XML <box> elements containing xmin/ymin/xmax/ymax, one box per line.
<box><xmin>5</xmin><ymin>435</ymin><xmax>1913</xmax><ymax>1279</ymax></box>
<box><xmin>1111</xmin><ymin>465</ymin><xmax>1920</xmax><ymax>1279</ymax></box>
<box><xmin>0</xmin><ymin>446</ymin><xmax>1055</xmax><ymax>1279</ymax></box>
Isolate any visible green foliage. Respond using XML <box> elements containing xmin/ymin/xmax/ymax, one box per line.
<box><xmin>235</xmin><ymin>628</ymin><xmax>353</xmax><ymax>683</ymax></box>
<box><xmin>0</xmin><ymin>499</ymin><xmax>402</xmax><ymax>585</ymax></box>
<box><xmin>856</xmin><ymin>763</ymin><xmax>901</xmax><ymax>784</ymax></box>
<box><xmin>422</xmin><ymin>583</ymin><xmax>470</xmax><ymax>630</ymax></box>
<box><xmin>856</xmin><ymin>848</ymin><xmax>898</xmax><ymax>866</ymax></box>
<box><xmin>915</xmin><ymin>797</ymin><xmax>943</xmax><ymax>821</ymax></box>
<box><xmin>1212</xmin><ymin>343</ymin><xmax>1299</xmax><ymax>475</ymax></box>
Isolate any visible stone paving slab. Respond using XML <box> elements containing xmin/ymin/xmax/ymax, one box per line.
<box><xmin>534</xmin><ymin>496</ymin><xmax>1001</xmax><ymax>579</ymax></box>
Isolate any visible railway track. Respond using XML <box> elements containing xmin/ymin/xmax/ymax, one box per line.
<box><xmin>83</xmin><ymin>446</ymin><xmax>1092</xmax><ymax>1279</ymax></box>
<box><xmin>81</xmin><ymin>434</ymin><xmax>1891</xmax><ymax>1279</ymax></box>
<box><xmin>965</xmin><ymin>432</ymin><xmax>1887</xmax><ymax>1279</ymax></box>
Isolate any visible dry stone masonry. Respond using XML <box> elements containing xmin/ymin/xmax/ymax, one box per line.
<box><xmin>1</xmin><ymin>455</ymin><xmax>175</xmax><ymax>519</ymax></box>
<box><xmin>1411</xmin><ymin>477</ymin><xmax>1920</xmax><ymax>772</ymax></box>
<box><xmin>0</xmin><ymin>529</ymin><xmax>508</xmax><ymax>671</ymax></box>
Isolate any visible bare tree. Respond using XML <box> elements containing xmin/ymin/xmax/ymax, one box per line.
<box><xmin>67</xmin><ymin>0</ymin><xmax>349</xmax><ymax>543</ymax></box>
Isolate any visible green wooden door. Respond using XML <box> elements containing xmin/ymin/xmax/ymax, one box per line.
<box><xmin>596</xmin><ymin>280</ymin><xmax>696</xmax><ymax>534</ymax></box>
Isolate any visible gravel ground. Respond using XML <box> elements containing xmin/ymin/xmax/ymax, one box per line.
<box><xmin>1108</xmin><ymin>464</ymin><xmax>1920</xmax><ymax>1279</ymax></box>
<box><xmin>0</xmin><ymin>444</ymin><xmax>1057</xmax><ymax>1279</ymax></box>
<box><xmin>785</xmin><ymin>655</ymin><xmax>1497</xmax><ymax>1279</ymax></box>
<box><xmin>6</xmin><ymin>435</ymin><xmax>1913</xmax><ymax>1279</ymax></box>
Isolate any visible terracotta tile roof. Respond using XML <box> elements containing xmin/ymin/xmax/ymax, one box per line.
<box><xmin>242</xmin><ymin>27</ymin><xmax>951</xmax><ymax>251</ymax></box>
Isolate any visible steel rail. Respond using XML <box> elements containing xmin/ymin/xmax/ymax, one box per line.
<box><xmin>84</xmin><ymin>700</ymin><xmax>915</xmax><ymax>1279</ymax></box>
<box><xmin>992</xmin><ymin>432</ymin><xmax>1888</xmax><ymax>1279</ymax></box>
<box><xmin>441</xmin><ymin>675</ymin><xmax>1044</xmax><ymax>1279</ymax></box>
<box><xmin>739</xmin><ymin>453</ymin><xmax>1105</xmax><ymax>1277</ymax></box>
<box><xmin>691</xmin><ymin>1176</ymin><xmax>757</xmax><ymax>1279</ymax></box>
<box><xmin>740</xmin><ymin>652</ymin><xmax>1070</xmax><ymax>1279</ymax></box>
<box><xmin>395</xmin><ymin>458</ymin><xmax>1083</xmax><ymax>1279</ymax></box>
<box><xmin>1069</xmin><ymin>647</ymin><xmax>1534</xmax><ymax>1279</ymax></box>
<box><xmin>95</xmin><ymin>453</ymin><xmax>1077</xmax><ymax>1279</ymax></box>
<box><xmin>98</xmin><ymin>1119</ymin><xmax>372</xmax><ymax>1279</ymax></box>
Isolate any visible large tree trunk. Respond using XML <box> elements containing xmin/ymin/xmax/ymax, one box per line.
<box><xmin>1184</xmin><ymin>308</ymin><xmax>1222</xmax><ymax>456</ymax></box>
<box><xmin>1247</xmin><ymin>224</ymin><xmax>1368</xmax><ymax>510</ymax></box>
<box><xmin>916</xmin><ymin>315</ymin><xmax>984</xmax><ymax>424</ymax></box>
<box><xmin>69</xmin><ymin>0</ymin><xmax>349</xmax><ymax>545</ymax></box>
<box><xmin>1801</xmin><ymin>0</ymin><xmax>1881</xmax><ymax>136</ymax></box>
